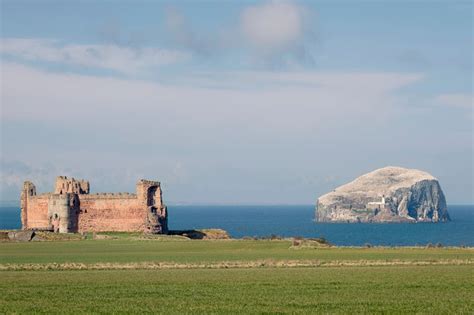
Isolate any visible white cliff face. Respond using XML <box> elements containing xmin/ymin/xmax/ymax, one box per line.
<box><xmin>316</xmin><ymin>166</ymin><xmax>449</xmax><ymax>223</ymax></box>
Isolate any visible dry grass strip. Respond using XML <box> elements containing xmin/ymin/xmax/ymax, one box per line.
<box><xmin>0</xmin><ymin>259</ymin><xmax>472</xmax><ymax>271</ymax></box>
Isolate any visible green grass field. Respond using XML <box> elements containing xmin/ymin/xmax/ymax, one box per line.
<box><xmin>1</xmin><ymin>238</ymin><xmax>472</xmax><ymax>265</ymax></box>
<box><xmin>1</xmin><ymin>237</ymin><xmax>473</xmax><ymax>314</ymax></box>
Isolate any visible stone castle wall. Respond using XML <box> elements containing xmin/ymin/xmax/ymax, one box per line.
<box><xmin>23</xmin><ymin>194</ymin><xmax>49</xmax><ymax>229</ymax></box>
<box><xmin>20</xmin><ymin>177</ymin><xmax>168</xmax><ymax>234</ymax></box>
<box><xmin>77</xmin><ymin>196</ymin><xmax>145</xmax><ymax>232</ymax></box>
<box><xmin>55</xmin><ymin>176</ymin><xmax>90</xmax><ymax>194</ymax></box>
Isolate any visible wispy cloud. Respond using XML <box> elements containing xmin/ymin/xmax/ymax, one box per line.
<box><xmin>1</xmin><ymin>3</ymin><xmax>317</xmax><ymax>75</ymax></box>
<box><xmin>240</xmin><ymin>1</ymin><xmax>315</xmax><ymax>67</ymax></box>
<box><xmin>0</xmin><ymin>38</ymin><xmax>191</xmax><ymax>75</ymax></box>
<box><xmin>163</xmin><ymin>1</ymin><xmax>317</xmax><ymax>69</ymax></box>
<box><xmin>435</xmin><ymin>93</ymin><xmax>473</xmax><ymax>109</ymax></box>
<box><xmin>0</xmin><ymin>159</ymin><xmax>64</xmax><ymax>200</ymax></box>
<box><xmin>1</xmin><ymin>62</ymin><xmax>422</xmax><ymax>124</ymax></box>
<box><xmin>241</xmin><ymin>1</ymin><xmax>306</xmax><ymax>50</ymax></box>
<box><xmin>164</xmin><ymin>7</ymin><xmax>219</xmax><ymax>57</ymax></box>
<box><xmin>3</xmin><ymin>63</ymin><xmax>472</xmax><ymax>204</ymax></box>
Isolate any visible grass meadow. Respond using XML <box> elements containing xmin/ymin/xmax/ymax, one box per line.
<box><xmin>1</xmin><ymin>237</ymin><xmax>473</xmax><ymax>314</ymax></box>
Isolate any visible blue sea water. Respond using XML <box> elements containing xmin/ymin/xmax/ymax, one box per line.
<box><xmin>1</xmin><ymin>205</ymin><xmax>473</xmax><ymax>246</ymax></box>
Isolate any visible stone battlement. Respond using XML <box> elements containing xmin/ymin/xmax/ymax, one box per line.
<box><xmin>21</xmin><ymin>177</ymin><xmax>168</xmax><ymax>234</ymax></box>
<box><xmin>55</xmin><ymin>176</ymin><xmax>90</xmax><ymax>195</ymax></box>
<box><xmin>80</xmin><ymin>193</ymin><xmax>138</xmax><ymax>199</ymax></box>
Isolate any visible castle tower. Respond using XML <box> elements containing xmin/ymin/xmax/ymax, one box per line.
<box><xmin>47</xmin><ymin>193</ymin><xmax>80</xmax><ymax>233</ymax></box>
<box><xmin>47</xmin><ymin>176</ymin><xmax>85</xmax><ymax>233</ymax></box>
<box><xmin>20</xmin><ymin>181</ymin><xmax>36</xmax><ymax>230</ymax></box>
<box><xmin>54</xmin><ymin>176</ymin><xmax>90</xmax><ymax>194</ymax></box>
<box><xmin>136</xmin><ymin>179</ymin><xmax>168</xmax><ymax>234</ymax></box>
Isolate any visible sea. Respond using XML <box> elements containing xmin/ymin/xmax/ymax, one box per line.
<box><xmin>1</xmin><ymin>205</ymin><xmax>473</xmax><ymax>246</ymax></box>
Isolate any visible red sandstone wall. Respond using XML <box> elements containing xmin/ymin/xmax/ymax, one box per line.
<box><xmin>78</xmin><ymin>195</ymin><xmax>146</xmax><ymax>233</ymax></box>
<box><xmin>26</xmin><ymin>195</ymin><xmax>50</xmax><ymax>229</ymax></box>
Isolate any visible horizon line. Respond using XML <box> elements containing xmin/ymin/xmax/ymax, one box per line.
<box><xmin>0</xmin><ymin>201</ymin><xmax>473</xmax><ymax>207</ymax></box>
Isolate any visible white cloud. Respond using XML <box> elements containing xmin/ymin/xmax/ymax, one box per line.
<box><xmin>165</xmin><ymin>7</ymin><xmax>209</xmax><ymax>55</ymax></box>
<box><xmin>1</xmin><ymin>62</ymin><xmax>422</xmax><ymax>127</ymax></box>
<box><xmin>0</xmin><ymin>38</ymin><xmax>191</xmax><ymax>75</ymax></box>
<box><xmin>435</xmin><ymin>93</ymin><xmax>473</xmax><ymax>109</ymax></box>
<box><xmin>3</xmin><ymin>63</ymin><xmax>473</xmax><ymax>204</ymax></box>
<box><xmin>162</xmin><ymin>1</ymin><xmax>315</xmax><ymax>68</ymax></box>
<box><xmin>241</xmin><ymin>1</ymin><xmax>307</xmax><ymax>51</ymax></box>
<box><xmin>0</xmin><ymin>159</ymin><xmax>69</xmax><ymax>199</ymax></box>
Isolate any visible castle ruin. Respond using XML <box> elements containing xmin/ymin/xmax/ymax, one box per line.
<box><xmin>20</xmin><ymin>176</ymin><xmax>168</xmax><ymax>234</ymax></box>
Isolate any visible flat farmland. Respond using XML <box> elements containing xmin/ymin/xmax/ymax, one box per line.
<box><xmin>0</xmin><ymin>238</ymin><xmax>472</xmax><ymax>314</ymax></box>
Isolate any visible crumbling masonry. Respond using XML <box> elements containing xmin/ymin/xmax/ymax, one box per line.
<box><xmin>20</xmin><ymin>176</ymin><xmax>168</xmax><ymax>234</ymax></box>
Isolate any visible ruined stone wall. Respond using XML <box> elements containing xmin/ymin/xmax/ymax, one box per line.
<box><xmin>77</xmin><ymin>194</ymin><xmax>146</xmax><ymax>233</ymax></box>
<box><xmin>54</xmin><ymin>176</ymin><xmax>90</xmax><ymax>194</ymax></box>
<box><xmin>25</xmin><ymin>194</ymin><xmax>50</xmax><ymax>229</ymax></box>
<box><xmin>136</xmin><ymin>180</ymin><xmax>168</xmax><ymax>233</ymax></box>
<box><xmin>21</xmin><ymin>177</ymin><xmax>168</xmax><ymax>234</ymax></box>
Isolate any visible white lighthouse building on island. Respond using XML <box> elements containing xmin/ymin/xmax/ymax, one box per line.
<box><xmin>367</xmin><ymin>195</ymin><xmax>386</xmax><ymax>209</ymax></box>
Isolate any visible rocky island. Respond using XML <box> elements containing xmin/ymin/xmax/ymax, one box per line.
<box><xmin>316</xmin><ymin>166</ymin><xmax>449</xmax><ymax>223</ymax></box>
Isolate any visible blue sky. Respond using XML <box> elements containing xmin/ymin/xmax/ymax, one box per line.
<box><xmin>1</xmin><ymin>0</ymin><xmax>472</xmax><ymax>204</ymax></box>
